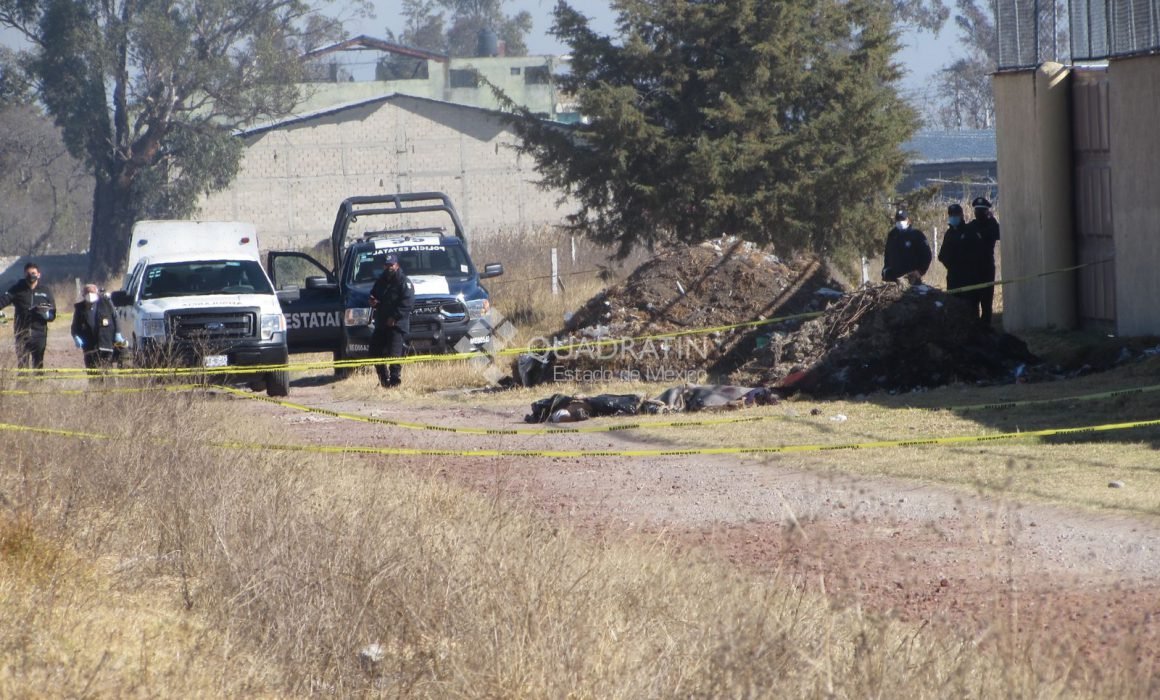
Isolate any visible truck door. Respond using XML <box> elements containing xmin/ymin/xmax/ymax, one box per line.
<box><xmin>267</xmin><ymin>252</ymin><xmax>343</xmax><ymax>354</ymax></box>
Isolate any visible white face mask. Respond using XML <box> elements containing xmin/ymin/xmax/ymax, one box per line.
<box><xmin>85</xmin><ymin>293</ymin><xmax>99</xmax><ymax>304</ymax></box>
<box><xmin>896</xmin><ymin>220</ymin><xmax>909</xmax><ymax>231</ymax></box>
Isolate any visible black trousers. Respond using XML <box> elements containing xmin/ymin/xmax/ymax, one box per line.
<box><xmin>370</xmin><ymin>326</ymin><xmax>407</xmax><ymax>386</ymax></box>
<box><xmin>83</xmin><ymin>349</ymin><xmax>117</xmax><ymax>370</ymax></box>
<box><xmin>15</xmin><ymin>330</ymin><xmax>47</xmax><ymax>369</ymax></box>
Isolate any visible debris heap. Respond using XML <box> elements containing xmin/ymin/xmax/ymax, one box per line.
<box><xmin>551</xmin><ymin>239</ymin><xmax>845</xmax><ymax>381</ymax></box>
<box><xmin>732</xmin><ymin>282</ymin><xmax>1039</xmax><ymax>396</ymax></box>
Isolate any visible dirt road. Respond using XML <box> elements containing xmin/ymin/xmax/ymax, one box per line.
<box><xmin>226</xmin><ymin>376</ymin><xmax>1160</xmax><ymax>673</ymax></box>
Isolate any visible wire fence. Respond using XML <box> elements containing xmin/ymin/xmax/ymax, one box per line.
<box><xmin>1071</xmin><ymin>0</ymin><xmax>1160</xmax><ymax>60</ymax></box>
<box><xmin>999</xmin><ymin>0</ymin><xmax>1160</xmax><ymax>68</ymax></box>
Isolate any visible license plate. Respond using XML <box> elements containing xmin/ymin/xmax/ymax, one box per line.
<box><xmin>203</xmin><ymin>354</ymin><xmax>228</xmax><ymax>368</ymax></box>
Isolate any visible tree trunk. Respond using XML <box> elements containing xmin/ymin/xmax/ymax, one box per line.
<box><xmin>87</xmin><ymin>171</ymin><xmax>135</xmax><ymax>283</ymax></box>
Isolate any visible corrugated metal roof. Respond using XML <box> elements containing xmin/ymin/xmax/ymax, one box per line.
<box><xmin>905</xmin><ymin>130</ymin><xmax>996</xmax><ymax>163</ymax></box>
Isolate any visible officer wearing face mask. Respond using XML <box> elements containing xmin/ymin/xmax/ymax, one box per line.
<box><xmin>0</xmin><ymin>262</ymin><xmax>57</xmax><ymax>369</ymax></box>
<box><xmin>937</xmin><ymin>202</ymin><xmax>973</xmax><ymax>292</ymax></box>
<box><xmin>881</xmin><ymin>208</ymin><xmax>932</xmax><ymax>283</ymax></box>
<box><xmin>71</xmin><ymin>283</ymin><xmax>124</xmax><ymax>369</ymax></box>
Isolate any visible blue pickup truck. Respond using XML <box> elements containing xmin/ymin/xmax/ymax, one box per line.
<box><xmin>267</xmin><ymin>193</ymin><xmax>503</xmax><ymax>376</ymax></box>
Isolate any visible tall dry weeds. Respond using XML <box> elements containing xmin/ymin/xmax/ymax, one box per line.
<box><xmin>0</xmin><ymin>375</ymin><xmax>1148</xmax><ymax>697</ymax></box>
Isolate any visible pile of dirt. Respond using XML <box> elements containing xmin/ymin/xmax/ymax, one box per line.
<box><xmin>536</xmin><ymin>241</ymin><xmax>1038</xmax><ymax>397</ymax></box>
<box><xmin>731</xmin><ymin>282</ymin><xmax>1039</xmax><ymax>396</ymax></box>
<box><xmin>549</xmin><ymin>239</ymin><xmax>847</xmax><ymax>382</ymax></box>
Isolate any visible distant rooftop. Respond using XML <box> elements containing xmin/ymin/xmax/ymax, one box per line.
<box><xmin>905</xmin><ymin>130</ymin><xmax>996</xmax><ymax>163</ymax></box>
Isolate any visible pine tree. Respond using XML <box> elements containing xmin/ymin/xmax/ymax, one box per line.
<box><xmin>507</xmin><ymin>0</ymin><xmax>920</xmax><ymax>259</ymax></box>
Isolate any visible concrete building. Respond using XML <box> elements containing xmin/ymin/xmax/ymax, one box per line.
<box><xmin>993</xmin><ymin>0</ymin><xmax>1160</xmax><ymax>335</ymax></box>
<box><xmin>197</xmin><ymin>94</ymin><xmax>577</xmax><ymax>249</ymax></box>
<box><xmin>296</xmin><ymin>35</ymin><xmax>577</xmax><ymax>122</ymax></box>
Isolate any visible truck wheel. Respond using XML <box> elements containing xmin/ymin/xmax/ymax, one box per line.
<box><xmin>333</xmin><ymin>349</ymin><xmax>353</xmax><ymax>379</ymax></box>
<box><xmin>266</xmin><ymin>369</ymin><xmax>290</xmax><ymax>397</ymax></box>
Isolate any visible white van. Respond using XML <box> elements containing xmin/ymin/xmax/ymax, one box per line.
<box><xmin>111</xmin><ymin>220</ymin><xmax>292</xmax><ymax>396</ymax></box>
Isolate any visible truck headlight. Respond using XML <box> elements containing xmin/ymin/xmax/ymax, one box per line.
<box><xmin>142</xmin><ymin>318</ymin><xmax>166</xmax><ymax>338</ymax></box>
<box><xmin>465</xmin><ymin>298</ymin><xmax>489</xmax><ymax>319</ymax></box>
<box><xmin>260</xmin><ymin>313</ymin><xmax>286</xmax><ymax>340</ymax></box>
<box><xmin>345</xmin><ymin>307</ymin><xmax>372</xmax><ymax>326</ymax></box>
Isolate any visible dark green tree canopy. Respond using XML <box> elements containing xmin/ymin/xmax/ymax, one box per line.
<box><xmin>507</xmin><ymin>0</ymin><xmax>920</xmax><ymax>259</ymax></box>
<box><xmin>0</xmin><ymin>0</ymin><xmax>344</xmax><ymax>280</ymax></box>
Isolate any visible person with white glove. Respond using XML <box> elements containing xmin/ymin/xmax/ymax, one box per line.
<box><xmin>71</xmin><ymin>283</ymin><xmax>122</xmax><ymax>370</ymax></box>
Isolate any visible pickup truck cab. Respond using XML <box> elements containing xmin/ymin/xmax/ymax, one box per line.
<box><xmin>111</xmin><ymin>220</ymin><xmax>293</xmax><ymax>396</ymax></box>
<box><xmin>268</xmin><ymin>193</ymin><xmax>502</xmax><ymax>375</ymax></box>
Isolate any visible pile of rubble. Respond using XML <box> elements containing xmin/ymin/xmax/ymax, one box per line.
<box><xmin>549</xmin><ymin>239</ymin><xmax>845</xmax><ymax>381</ymax></box>
<box><xmin>519</xmin><ymin>241</ymin><xmax>1039</xmax><ymax>398</ymax></box>
<box><xmin>731</xmin><ymin>281</ymin><xmax>1039</xmax><ymax>396</ymax></box>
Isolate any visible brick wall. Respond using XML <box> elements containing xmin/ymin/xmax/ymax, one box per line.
<box><xmin>199</xmin><ymin>96</ymin><xmax>577</xmax><ymax>249</ymax></box>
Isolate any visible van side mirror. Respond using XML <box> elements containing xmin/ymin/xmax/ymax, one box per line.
<box><xmin>304</xmin><ymin>276</ymin><xmax>335</xmax><ymax>290</ymax></box>
<box><xmin>276</xmin><ymin>286</ymin><xmax>301</xmax><ymax>303</ymax></box>
<box><xmin>480</xmin><ymin>263</ymin><xmax>504</xmax><ymax>279</ymax></box>
<box><xmin>110</xmin><ymin>290</ymin><xmax>131</xmax><ymax>307</ymax></box>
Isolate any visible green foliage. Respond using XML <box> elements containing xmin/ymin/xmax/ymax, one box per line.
<box><xmin>0</xmin><ymin>0</ymin><xmax>330</xmax><ymax>279</ymax></box>
<box><xmin>388</xmin><ymin>0</ymin><xmax>532</xmax><ymax>57</ymax></box>
<box><xmin>506</xmin><ymin>0</ymin><xmax>920</xmax><ymax>259</ymax></box>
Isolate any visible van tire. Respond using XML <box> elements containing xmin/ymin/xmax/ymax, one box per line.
<box><xmin>266</xmin><ymin>369</ymin><xmax>290</xmax><ymax>397</ymax></box>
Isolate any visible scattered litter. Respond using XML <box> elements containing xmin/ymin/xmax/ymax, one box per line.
<box><xmin>1108</xmin><ymin>480</ymin><xmax>1125</xmax><ymax>489</ymax></box>
<box><xmin>829</xmin><ymin>414</ymin><xmax>848</xmax><ymax>422</ymax></box>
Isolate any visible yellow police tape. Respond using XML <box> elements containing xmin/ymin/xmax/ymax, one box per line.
<box><xmin>3</xmin><ymin>413</ymin><xmax>1159</xmax><ymax>457</ymax></box>
<box><xmin>211</xmin><ymin>384</ymin><xmax>771</xmax><ymax>435</ymax></box>
<box><xmin>0</xmin><ymin>383</ymin><xmax>205</xmax><ymax>396</ymax></box>
<box><xmin>2</xmin><ymin>257</ymin><xmax>1116</xmax><ymax>381</ymax></box>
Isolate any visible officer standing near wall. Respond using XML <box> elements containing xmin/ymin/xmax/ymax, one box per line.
<box><xmin>368</xmin><ymin>253</ymin><xmax>414</xmax><ymax>388</ymax></box>
<box><xmin>0</xmin><ymin>262</ymin><xmax>57</xmax><ymax>369</ymax></box>
<box><xmin>963</xmin><ymin>196</ymin><xmax>1002</xmax><ymax>327</ymax></box>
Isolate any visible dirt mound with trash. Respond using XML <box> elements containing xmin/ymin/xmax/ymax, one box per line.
<box><xmin>730</xmin><ymin>282</ymin><xmax>1039</xmax><ymax>396</ymax></box>
<box><xmin>545</xmin><ymin>240</ymin><xmax>846</xmax><ymax>383</ymax></box>
<box><xmin>520</xmin><ymin>241</ymin><xmax>1038</xmax><ymax>397</ymax></box>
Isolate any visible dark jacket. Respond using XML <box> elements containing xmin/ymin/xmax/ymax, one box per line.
<box><xmin>940</xmin><ymin>217</ymin><xmax>1000</xmax><ymax>288</ymax></box>
<box><xmin>0</xmin><ymin>279</ymin><xmax>56</xmax><ymax>335</ymax></box>
<box><xmin>881</xmin><ymin>226</ymin><xmax>932</xmax><ymax>281</ymax></box>
<box><xmin>370</xmin><ymin>269</ymin><xmax>415</xmax><ymax>334</ymax></box>
<box><xmin>72</xmin><ymin>296</ymin><xmax>120</xmax><ymax>353</ymax></box>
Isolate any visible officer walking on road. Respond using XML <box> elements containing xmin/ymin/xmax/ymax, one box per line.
<box><xmin>0</xmin><ymin>262</ymin><xmax>57</xmax><ymax>369</ymax></box>
<box><xmin>71</xmin><ymin>283</ymin><xmax>123</xmax><ymax>370</ymax></box>
<box><xmin>369</xmin><ymin>253</ymin><xmax>414</xmax><ymax>388</ymax></box>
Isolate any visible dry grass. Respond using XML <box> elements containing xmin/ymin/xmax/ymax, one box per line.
<box><xmin>3</xmin><ymin>371</ymin><xmax>1151</xmax><ymax>697</ymax></box>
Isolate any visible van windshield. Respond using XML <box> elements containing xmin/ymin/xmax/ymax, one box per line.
<box><xmin>141</xmin><ymin>260</ymin><xmax>274</xmax><ymax>299</ymax></box>
<box><xmin>348</xmin><ymin>245</ymin><xmax>473</xmax><ymax>285</ymax></box>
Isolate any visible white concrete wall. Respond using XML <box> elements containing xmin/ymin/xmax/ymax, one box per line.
<box><xmin>1109</xmin><ymin>54</ymin><xmax>1160</xmax><ymax>336</ymax></box>
<box><xmin>198</xmin><ymin>96</ymin><xmax>576</xmax><ymax>250</ymax></box>
<box><xmin>993</xmin><ymin>62</ymin><xmax>1076</xmax><ymax>331</ymax></box>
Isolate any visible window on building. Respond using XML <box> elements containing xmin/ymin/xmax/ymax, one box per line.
<box><xmin>450</xmin><ymin>69</ymin><xmax>479</xmax><ymax>88</ymax></box>
<box><xmin>510</xmin><ymin>67</ymin><xmax>521</xmax><ymax>76</ymax></box>
<box><xmin>524</xmin><ymin>66</ymin><xmax>550</xmax><ymax>85</ymax></box>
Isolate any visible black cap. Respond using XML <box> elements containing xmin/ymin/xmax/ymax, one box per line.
<box><xmin>948</xmin><ymin>203</ymin><xmax>963</xmax><ymax>215</ymax></box>
<box><xmin>971</xmin><ymin>196</ymin><xmax>992</xmax><ymax>210</ymax></box>
<box><xmin>894</xmin><ymin>209</ymin><xmax>909</xmax><ymax>222</ymax></box>
<box><xmin>382</xmin><ymin>253</ymin><xmax>399</xmax><ymax>265</ymax></box>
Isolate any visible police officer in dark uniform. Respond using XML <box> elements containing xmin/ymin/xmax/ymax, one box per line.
<box><xmin>963</xmin><ymin>196</ymin><xmax>1001</xmax><ymax>326</ymax></box>
<box><xmin>0</xmin><ymin>262</ymin><xmax>57</xmax><ymax>369</ymax></box>
<box><xmin>71</xmin><ymin>283</ymin><xmax>123</xmax><ymax>369</ymax></box>
<box><xmin>881</xmin><ymin>209</ymin><xmax>932</xmax><ymax>282</ymax></box>
<box><xmin>368</xmin><ymin>253</ymin><xmax>414</xmax><ymax>388</ymax></box>
<box><xmin>937</xmin><ymin>202</ymin><xmax>972</xmax><ymax>292</ymax></box>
